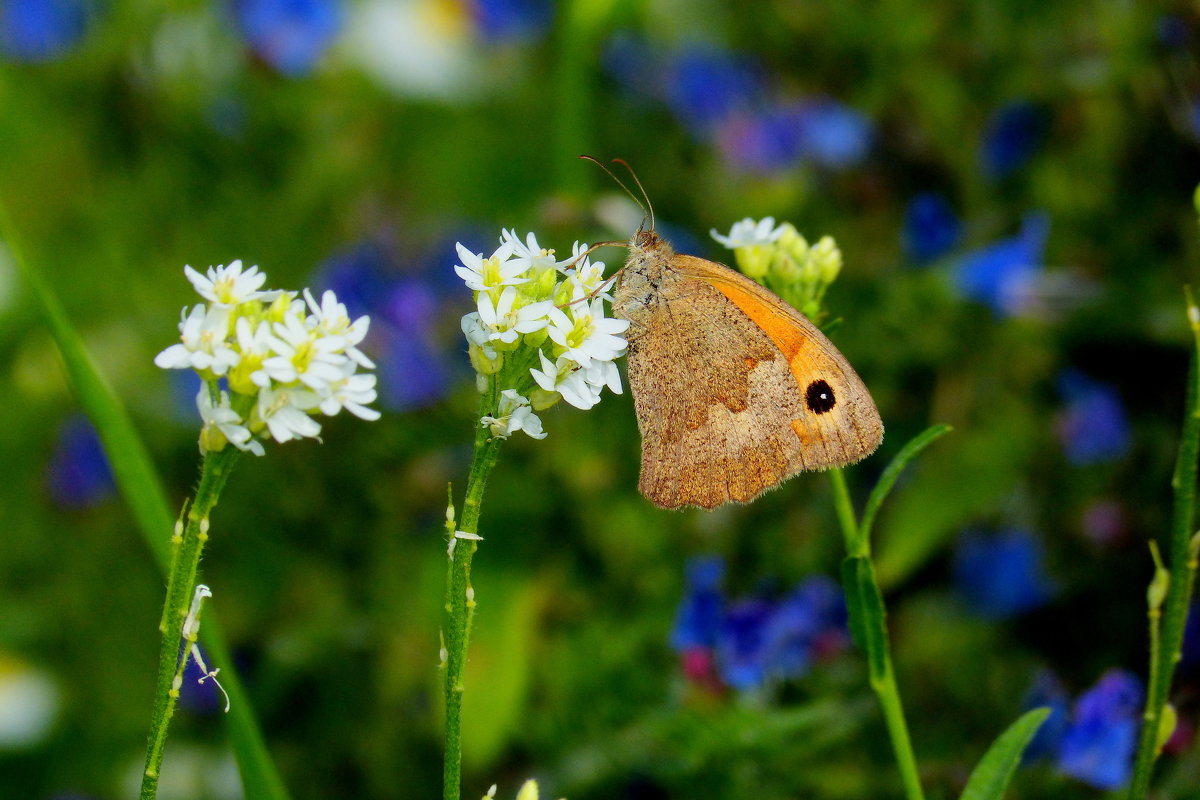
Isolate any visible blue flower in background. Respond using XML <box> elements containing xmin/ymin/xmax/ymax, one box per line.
<box><xmin>46</xmin><ymin>415</ymin><xmax>115</xmax><ymax>509</ymax></box>
<box><xmin>471</xmin><ymin>0</ymin><xmax>553</xmax><ymax>42</ymax></box>
<box><xmin>1056</xmin><ymin>370</ymin><xmax>1131</xmax><ymax>465</ymax></box>
<box><xmin>670</xmin><ymin>556</ymin><xmax>725</xmax><ymax>651</ymax></box>
<box><xmin>715</xmin><ymin>597</ymin><xmax>776</xmax><ymax>690</ymax></box>
<box><xmin>759</xmin><ymin>576</ymin><xmax>848</xmax><ymax>677</ymax></box>
<box><xmin>601</xmin><ymin>32</ymin><xmax>660</xmax><ymax>105</ymax></box>
<box><xmin>981</xmin><ymin>101</ymin><xmax>1047</xmax><ymax>179</ymax></box>
<box><xmin>1022</xmin><ymin>671</ymin><xmax>1071</xmax><ymax>761</ymax></box>
<box><xmin>1157</xmin><ymin>15</ymin><xmax>1191</xmax><ymax>51</ymax></box>
<box><xmin>902</xmin><ymin>193</ymin><xmax>961</xmax><ymax>263</ymax></box>
<box><xmin>0</xmin><ymin>0</ymin><xmax>91</xmax><ymax>62</ymax></box>
<box><xmin>1181</xmin><ymin>601</ymin><xmax>1200</xmax><ymax>671</ymax></box>
<box><xmin>953</xmin><ymin>529</ymin><xmax>1053</xmax><ymax>619</ymax></box>
<box><xmin>178</xmin><ymin>644</ymin><xmax>225</xmax><ymax>714</ymax></box>
<box><xmin>953</xmin><ymin>212</ymin><xmax>1049</xmax><ymax>316</ymax></box>
<box><xmin>231</xmin><ymin>0</ymin><xmax>342</xmax><ymax>77</ymax></box>
<box><xmin>715</xmin><ymin>107</ymin><xmax>807</xmax><ymax>173</ymax></box>
<box><xmin>662</xmin><ymin>45</ymin><xmax>761</xmax><ymax>136</ymax></box>
<box><xmin>794</xmin><ymin>99</ymin><xmax>873</xmax><ymax>169</ymax></box>
<box><xmin>315</xmin><ymin>241</ymin><xmax>451</xmax><ymax>411</ymax></box>
<box><xmin>1057</xmin><ymin>670</ymin><xmax>1143</xmax><ymax>790</ymax></box>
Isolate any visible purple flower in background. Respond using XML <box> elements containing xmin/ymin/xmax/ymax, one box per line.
<box><xmin>231</xmin><ymin>0</ymin><xmax>342</xmax><ymax>76</ymax></box>
<box><xmin>953</xmin><ymin>212</ymin><xmax>1049</xmax><ymax>316</ymax></box>
<box><xmin>902</xmin><ymin>193</ymin><xmax>961</xmax><ymax>263</ymax></box>
<box><xmin>46</xmin><ymin>415</ymin><xmax>115</xmax><ymax>509</ymax></box>
<box><xmin>1181</xmin><ymin>601</ymin><xmax>1200</xmax><ymax>672</ymax></box>
<box><xmin>0</xmin><ymin>0</ymin><xmax>91</xmax><ymax>62</ymax></box>
<box><xmin>760</xmin><ymin>576</ymin><xmax>849</xmax><ymax>676</ymax></box>
<box><xmin>470</xmin><ymin>0</ymin><xmax>553</xmax><ymax>42</ymax></box>
<box><xmin>953</xmin><ymin>529</ymin><xmax>1053</xmax><ymax>619</ymax></box>
<box><xmin>669</xmin><ymin>558</ymin><xmax>848</xmax><ymax>691</ymax></box>
<box><xmin>670</xmin><ymin>556</ymin><xmax>725</xmax><ymax>651</ymax></box>
<box><xmin>178</xmin><ymin>644</ymin><xmax>225</xmax><ymax>714</ymax></box>
<box><xmin>1056</xmin><ymin>371</ymin><xmax>1131</xmax><ymax>465</ymax></box>
<box><xmin>1057</xmin><ymin>670</ymin><xmax>1143</xmax><ymax>790</ymax></box>
<box><xmin>981</xmin><ymin>101</ymin><xmax>1047</xmax><ymax>179</ymax></box>
<box><xmin>661</xmin><ymin>45</ymin><xmax>761</xmax><ymax>136</ymax></box>
<box><xmin>715</xmin><ymin>107</ymin><xmax>807</xmax><ymax>173</ymax></box>
<box><xmin>601</xmin><ymin>32</ymin><xmax>660</xmax><ymax>104</ymax></box>
<box><xmin>315</xmin><ymin>241</ymin><xmax>450</xmax><ymax>411</ymax></box>
<box><xmin>1022</xmin><ymin>671</ymin><xmax>1071</xmax><ymax>761</ymax></box>
<box><xmin>378</xmin><ymin>279</ymin><xmax>447</xmax><ymax>410</ymax></box>
<box><xmin>794</xmin><ymin>99</ymin><xmax>873</xmax><ymax>169</ymax></box>
<box><xmin>715</xmin><ymin>597</ymin><xmax>776</xmax><ymax>690</ymax></box>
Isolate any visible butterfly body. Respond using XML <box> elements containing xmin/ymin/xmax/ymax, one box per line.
<box><xmin>613</xmin><ymin>230</ymin><xmax>883</xmax><ymax>510</ymax></box>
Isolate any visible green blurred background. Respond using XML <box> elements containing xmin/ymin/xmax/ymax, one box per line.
<box><xmin>3</xmin><ymin>0</ymin><xmax>1200</xmax><ymax>797</ymax></box>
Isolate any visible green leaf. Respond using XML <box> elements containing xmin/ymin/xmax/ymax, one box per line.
<box><xmin>860</xmin><ymin>424</ymin><xmax>952</xmax><ymax>543</ymax></box>
<box><xmin>1</xmin><ymin>210</ymin><xmax>290</xmax><ymax>800</ymax></box>
<box><xmin>839</xmin><ymin>556</ymin><xmax>888</xmax><ymax>681</ymax></box>
<box><xmin>959</xmin><ymin>708</ymin><xmax>1050</xmax><ymax>800</ymax></box>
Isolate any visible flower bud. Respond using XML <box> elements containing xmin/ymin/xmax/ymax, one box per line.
<box><xmin>469</xmin><ymin>342</ymin><xmax>504</xmax><ymax>375</ymax></box>
<box><xmin>734</xmin><ymin>245</ymin><xmax>773</xmax><ymax>279</ymax></box>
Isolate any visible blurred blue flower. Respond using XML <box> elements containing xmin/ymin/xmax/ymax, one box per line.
<box><xmin>600</xmin><ymin>32</ymin><xmax>660</xmax><ymax>105</ymax></box>
<box><xmin>46</xmin><ymin>415</ymin><xmax>115</xmax><ymax>509</ymax></box>
<box><xmin>953</xmin><ymin>212</ymin><xmax>1049</xmax><ymax>316</ymax></box>
<box><xmin>471</xmin><ymin>0</ymin><xmax>552</xmax><ymax>42</ymax></box>
<box><xmin>1022</xmin><ymin>671</ymin><xmax>1071</xmax><ymax>761</ymax></box>
<box><xmin>231</xmin><ymin>0</ymin><xmax>342</xmax><ymax>77</ymax></box>
<box><xmin>315</xmin><ymin>241</ymin><xmax>450</xmax><ymax>411</ymax></box>
<box><xmin>1056</xmin><ymin>370</ymin><xmax>1131</xmax><ymax>465</ymax></box>
<box><xmin>1057</xmin><ymin>670</ymin><xmax>1143</xmax><ymax>790</ymax></box>
<box><xmin>794</xmin><ymin>99</ymin><xmax>873</xmax><ymax>169</ymax></box>
<box><xmin>1158</xmin><ymin>14</ymin><xmax>1191</xmax><ymax>51</ymax></box>
<box><xmin>661</xmin><ymin>45</ymin><xmax>761</xmax><ymax>136</ymax></box>
<box><xmin>178</xmin><ymin>644</ymin><xmax>225</xmax><ymax>714</ymax></box>
<box><xmin>953</xmin><ymin>529</ymin><xmax>1053</xmax><ymax>619</ymax></box>
<box><xmin>715</xmin><ymin>107</ymin><xmax>806</xmax><ymax>173</ymax></box>
<box><xmin>902</xmin><ymin>193</ymin><xmax>961</xmax><ymax>263</ymax></box>
<box><xmin>377</xmin><ymin>279</ymin><xmax>447</xmax><ymax>410</ymax></box>
<box><xmin>715</xmin><ymin>597</ymin><xmax>775</xmax><ymax>690</ymax></box>
<box><xmin>759</xmin><ymin>576</ymin><xmax>849</xmax><ymax>677</ymax></box>
<box><xmin>669</xmin><ymin>556</ymin><xmax>725</xmax><ymax>651</ymax></box>
<box><xmin>981</xmin><ymin>101</ymin><xmax>1047</xmax><ymax>179</ymax></box>
<box><xmin>1181</xmin><ymin>601</ymin><xmax>1200</xmax><ymax>672</ymax></box>
<box><xmin>0</xmin><ymin>0</ymin><xmax>91</xmax><ymax>62</ymax></box>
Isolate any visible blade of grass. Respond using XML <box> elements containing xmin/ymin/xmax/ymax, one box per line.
<box><xmin>0</xmin><ymin>206</ymin><xmax>289</xmax><ymax>800</ymax></box>
<box><xmin>860</xmin><ymin>424</ymin><xmax>953</xmax><ymax>543</ymax></box>
<box><xmin>959</xmin><ymin>708</ymin><xmax>1050</xmax><ymax>800</ymax></box>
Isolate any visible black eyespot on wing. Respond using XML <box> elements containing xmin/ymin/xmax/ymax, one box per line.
<box><xmin>805</xmin><ymin>380</ymin><xmax>836</xmax><ymax>414</ymax></box>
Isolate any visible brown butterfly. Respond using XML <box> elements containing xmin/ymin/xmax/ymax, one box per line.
<box><xmin>593</xmin><ymin>160</ymin><xmax>884</xmax><ymax>509</ymax></box>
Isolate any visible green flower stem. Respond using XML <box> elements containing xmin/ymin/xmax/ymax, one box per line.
<box><xmin>140</xmin><ymin>447</ymin><xmax>240</xmax><ymax>800</ymax></box>
<box><xmin>443</xmin><ymin>383</ymin><xmax>503</xmax><ymax>800</ymax></box>
<box><xmin>829</xmin><ymin>468</ymin><xmax>925</xmax><ymax>800</ymax></box>
<box><xmin>1128</xmin><ymin>300</ymin><xmax>1200</xmax><ymax>799</ymax></box>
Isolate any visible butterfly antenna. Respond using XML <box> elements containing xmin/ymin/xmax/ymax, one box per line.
<box><xmin>579</xmin><ymin>154</ymin><xmax>648</xmax><ymax>229</ymax></box>
<box><xmin>611</xmin><ymin>158</ymin><xmax>654</xmax><ymax>232</ymax></box>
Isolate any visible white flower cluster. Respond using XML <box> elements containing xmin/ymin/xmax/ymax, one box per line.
<box><xmin>457</xmin><ymin>230</ymin><xmax>629</xmax><ymax>440</ymax></box>
<box><xmin>154</xmin><ymin>260</ymin><xmax>380</xmax><ymax>456</ymax></box>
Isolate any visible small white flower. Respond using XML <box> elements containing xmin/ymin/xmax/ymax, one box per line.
<box><xmin>501</xmin><ymin>229</ymin><xmax>558</xmax><ymax>276</ymax></box>
<box><xmin>154</xmin><ymin>304</ymin><xmax>239</xmax><ymax>375</ymax></box>
<box><xmin>546</xmin><ymin>297</ymin><xmax>629</xmax><ymax>366</ymax></box>
<box><xmin>530</xmin><ymin>351</ymin><xmax>600</xmax><ymax>410</ymax></box>
<box><xmin>231</xmin><ymin>317</ymin><xmax>275</xmax><ymax>391</ymax></box>
<box><xmin>262</xmin><ymin>312</ymin><xmax>350</xmax><ymax>391</ymax></box>
<box><xmin>257</xmin><ymin>386</ymin><xmax>323</xmax><ymax>443</ymax></box>
<box><xmin>303</xmin><ymin>289</ymin><xmax>374</xmax><ymax>368</ymax></box>
<box><xmin>453</xmin><ymin>240</ymin><xmax>523</xmax><ymax>292</ymax></box>
<box><xmin>560</xmin><ymin>241</ymin><xmax>611</xmax><ymax>300</ymax></box>
<box><xmin>710</xmin><ymin>217</ymin><xmax>786</xmax><ymax>249</ymax></box>
<box><xmin>460</xmin><ymin>311</ymin><xmax>490</xmax><ymax>346</ymax></box>
<box><xmin>319</xmin><ymin>367</ymin><xmax>382</xmax><ymax>421</ymax></box>
<box><xmin>477</xmin><ymin>286</ymin><xmax>553</xmax><ymax>344</ymax></box>
<box><xmin>480</xmin><ymin>390</ymin><xmax>546</xmax><ymax>440</ymax></box>
<box><xmin>583</xmin><ymin>358</ymin><xmax>623</xmax><ymax>396</ymax></box>
<box><xmin>184</xmin><ymin>260</ymin><xmax>274</xmax><ymax>307</ymax></box>
<box><xmin>197</xmin><ymin>388</ymin><xmax>264</xmax><ymax>456</ymax></box>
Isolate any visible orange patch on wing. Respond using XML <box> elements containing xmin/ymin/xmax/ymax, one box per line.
<box><xmin>790</xmin><ymin>418</ymin><xmax>816</xmax><ymax>443</ymax></box>
<box><xmin>709</xmin><ymin>281</ymin><xmax>811</xmax><ymax>387</ymax></box>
